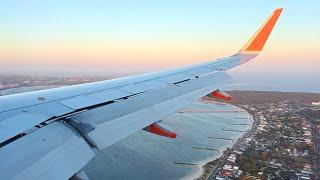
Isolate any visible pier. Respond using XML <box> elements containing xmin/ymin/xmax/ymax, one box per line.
<box><xmin>177</xmin><ymin>109</ymin><xmax>245</xmax><ymax>113</ymax></box>
<box><xmin>228</xmin><ymin>123</ymin><xmax>250</xmax><ymax>125</ymax></box>
<box><xmin>191</xmin><ymin>147</ymin><xmax>219</xmax><ymax>151</ymax></box>
<box><xmin>174</xmin><ymin>162</ymin><xmax>197</xmax><ymax>166</ymax></box>
<box><xmin>208</xmin><ymin>137</ymin><xmax>234</xmax><ymax>141</ymax></box>
<box><xmin>221</xmin><ymin>129</ymin><xmax>245</xmax><ymax>132</ymax></box>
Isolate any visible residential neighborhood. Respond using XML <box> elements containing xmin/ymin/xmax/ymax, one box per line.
<box><xmin>207</xmin><ymin>91</ymin><xmax>320</xmax><ymax>179</ymax></box>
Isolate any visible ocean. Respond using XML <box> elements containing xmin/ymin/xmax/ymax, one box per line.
<box><xmin>227</xmin><ymin>72</ymin><xmax>320</xmax><ymax>93</ymax></box>
<box><xmin>0</xmin><ymin>86</ymin><xmax>252</xmax><ymax>179</ymax></box>
<box><xmin>84</xmin><ymin>102</ymin><xmax>252</xmax><ymax>180</ymax></box>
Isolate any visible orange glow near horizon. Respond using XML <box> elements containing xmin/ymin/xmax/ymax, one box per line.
<box><xmin>0</xmin><ymin>1</ymin><xmax>319</xmax><ymax>75</ymax></box>
<box><xmin>1</xmin><ymin>36</ymin><xmax>319</xmax><ymax>69</ymax></box>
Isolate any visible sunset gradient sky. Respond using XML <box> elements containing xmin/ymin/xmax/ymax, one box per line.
<box><xmin>0</xmin><ymin>0</ymin><xmax>319</xmax><ymax>76</ymax></box>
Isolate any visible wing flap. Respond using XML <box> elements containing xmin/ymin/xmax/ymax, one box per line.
<box><xmin>89</xmin><ymin>88</ymin><xmax>131</xmax><ymax>101</ymax></box>
<box><xmin>60</xmin><ymin>88</ymin><xmax>134</xmax><ymax>110</ymax></box>
<box><xmin>24</xmin><ymin>102</ymin><xmax>74</xmax><ymax>117</ymax></box>
<box><xmin>0</xmin><ymin>122</ymin><xmax>95</xmax><ymax>180</ymax></box>
<box><xmin>158</xmin><ymin>73</ymin><xmax>194</xmax><ymax>84</ymax></box>
<box><xmin>0</xmin><ymin>112</ymin><xmax>50</xmax><ymax>142</ymax></box>
<box><xmin>118</xmin><ymin>80</ymin><xmax>168</xmax><ymax>94</ymax></box>
<box><xmin>60</xmin><ymin>96</ymin><xmax>106</xmax><ymax>110</ymax></box>
<box><xmin>185</xmin><ymin>67</ymin><xmax>214</xmax><ymax>77</ymax></box>
<box><xmin>74</xmin><ymin>71</ymin><xmax>231</xmax><ymax>149</ymax></box>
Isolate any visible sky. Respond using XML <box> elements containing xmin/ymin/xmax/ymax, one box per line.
<box><xmin>0</xmin><ymin>0</ymin><xmax>319</xmax><ymax>77</ymax></box>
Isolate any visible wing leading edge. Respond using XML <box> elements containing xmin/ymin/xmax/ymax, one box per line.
<box><xmin>0</xmin><ymin>8</ymin><xmax>283</xmax><ymax>180</ymax></box>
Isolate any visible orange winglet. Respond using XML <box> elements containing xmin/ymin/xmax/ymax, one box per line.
<box><xmin>240</xmin><ymin>8</ymin><xmax>283</xmax><ymax>53</ymax></box>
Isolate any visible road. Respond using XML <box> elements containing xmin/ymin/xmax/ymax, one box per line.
<box><xmin>206</xmin><ymin>112</ymin><xmax>260</xmax><ymax>180</ymax></box>
<box><xmin>297</xmin><ymin>109</ymin><xmax>320</xmax><ymax>179</ymax></box>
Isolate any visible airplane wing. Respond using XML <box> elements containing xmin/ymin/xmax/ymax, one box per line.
<box><xmin>0</xmin><ymin>8</ymin><xmax>282</xmax><ymax>180</ymax></box>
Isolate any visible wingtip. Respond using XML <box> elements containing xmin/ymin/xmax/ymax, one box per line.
<box><xmin>273</xmin><ymin>8</ymin><xmax>283</xmax><ymax>15</ymax></box>
<box><xmin>239</xmin><ymin>8</ymin><xmax>283</xmax><ymax>53</ymax></box>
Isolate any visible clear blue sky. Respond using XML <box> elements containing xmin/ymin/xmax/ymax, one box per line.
<box><xmin>0</xmin><ymin>0</ymin><xmax>319</xmax><ymax>76</ymax></box>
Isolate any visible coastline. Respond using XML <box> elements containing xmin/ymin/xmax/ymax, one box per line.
<box><xmin>182</xmin><ymin>149</ymin><xmax>224</xmax><ymax>180</ymax></box>
<box><xmin>193</xmin><ymin>100</ymin><xmax>256</xmax><ymax>180</ymax></box>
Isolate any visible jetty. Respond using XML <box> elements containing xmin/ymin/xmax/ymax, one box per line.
<box><xmin>177</xmin><ymin>109</ymin><xmax>245</xmax><ymax>113</ymax></box>
<box><xmin>174</xmin><ymin>162</ymin><xmax>197</xmax><ymax>166</ymax></box>
<box><xmin>208</xmin><ymin>137</ymin><xmax>233</xmax><ymax>141</ymax></box>
<box><xmin>192</xmin><ymin>147</ymin><xmax>218</xmax><ymax>151</ymax></box>
<box><xmin>228</xmin><ymin>123</ymin><xmax>250</xmax><ymax>125</ymax></box>
<box><xmin>221</xmin><ymin>129</ymin><xmax>245</xmax><ymax>132</ymax></box>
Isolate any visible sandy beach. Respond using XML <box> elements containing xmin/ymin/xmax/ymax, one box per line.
<box><xmin>192</xmin><ymin>101</ymin><xmax>255</xmax><ymax>180</ymax></box>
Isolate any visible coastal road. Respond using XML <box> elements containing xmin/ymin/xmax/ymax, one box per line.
<box><xmin>206</xmin><ymin>112</ymin><xmax>260</xmax><ymax>180</ymax></box>
<box><xmin>297</xmin><ymin>110</ymin><xmax>320</xmax><ymax>179</ymax></box>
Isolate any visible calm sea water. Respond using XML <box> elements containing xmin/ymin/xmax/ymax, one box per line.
<box><xmin>228</xmin><ymin>72</ymin><xmax>320</xmax><ymax>93</ymax></box>
<box><xmin>1</xmin><ymin>86</ymin><xmax>252</xmax><ymax>180</ymax></box>
<box><xmin>84</xmin><ymin>102</ymin><xmax>252</xmax><ymax>180</ymax></box>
